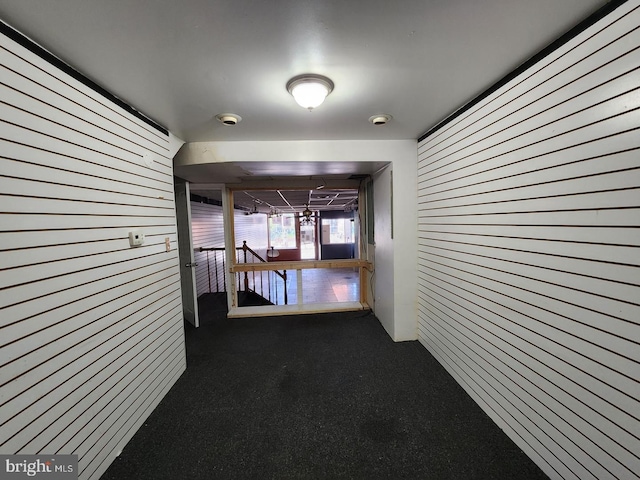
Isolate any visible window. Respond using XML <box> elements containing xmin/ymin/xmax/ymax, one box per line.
<box><xmin>321</xmin><ymin>218</ymin><xmax>354</xmax><ymax>244</ymax></box>
<box><xmin>269</xmin><ymin>214</ymin><xmax>297</xmax><ymax>248</ymax></box>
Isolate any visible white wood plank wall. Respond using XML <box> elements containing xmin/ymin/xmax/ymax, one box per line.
<box><xmin>233</xmin><ymin>211</ymin><xmax>270</xmax><ymax>298</ymax></box>
<box><xmin>191</xmin><ymin>200</ymin><xmax>225</xmax><ymax>296</ymax></box>
<box><xmin>417</xmin><ymin>2</ymin><xmax>640</xmax><ymax>479</ymax></box>
<box><xmin>190</xmin><ymin>201</ymin><xmax>270</xmax><ymax>299</ymax></box>
<box><xmin>0</xmin><ymin>28</ymin><xmax>185</xmax><ymax>480</ymax></box>
<box><xmin>233</xmin><ymin>211</ymin><xmax>269</xmax><ymax>261</ymax></box>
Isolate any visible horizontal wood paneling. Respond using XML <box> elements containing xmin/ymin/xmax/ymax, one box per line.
<box><xmin>417</xmin><ymin>2</ymin><xmax>640</xmax><ymax>479</ymax></box>
<box><xmin>0</xmin><ymin>26</ymin><xmax>185</xmax><ymax>480</ymax></box>
<box><xmin>0</xmin><ymin>137</ymin><xmax>173</xmax><ymax>194</ymax></box>
<box><xmin>234</xmin><ymin>210</ymin><xmax>269</xmax><ymax>259</ymax></box>
<box><xmin>190</xmin><ymin>200</ymin><xmax>226</xmax><ymax>296</ymax></box>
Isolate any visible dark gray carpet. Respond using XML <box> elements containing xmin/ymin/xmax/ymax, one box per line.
<box><xmin>101</xmin><ymin>295</ymin><xmax>549</xmax><ymax>479</ymax></box>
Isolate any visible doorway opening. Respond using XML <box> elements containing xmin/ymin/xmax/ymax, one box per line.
<box><xmin>179</xmin><ymin>184</ymin><xmax>372</xmax><ymax>320</ymax></box>
<box><xmin>300</xmin><ymin>220</ymin><xmax>317</xmax><ymax>260</ymax></box>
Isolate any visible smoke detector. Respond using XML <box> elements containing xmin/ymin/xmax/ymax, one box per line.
<box><xmin>369</xmin><ymin>114</ymin><xmax>392</xmax><ymax>126</ymax></box>
<box><xmin>215</xmin><ymin>113</ymin><xmax>242</xmax><ymax>126</ymax></box>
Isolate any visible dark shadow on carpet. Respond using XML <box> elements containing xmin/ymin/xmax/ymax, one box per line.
<box><xmin>101</xmin><ymin>308</ymin><xmax>549</xmax><ymax>480</ymax></box>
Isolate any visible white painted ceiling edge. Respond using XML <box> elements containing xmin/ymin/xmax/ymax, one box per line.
<box><xmin>174</xmin><ymin>140</ymin><xmax>416</xmax><ymax>166</ymax></box>
<box><xmin>173</xmin><ymin>140</ymin><xmax>415</xmax><ymax>194</ymax></box>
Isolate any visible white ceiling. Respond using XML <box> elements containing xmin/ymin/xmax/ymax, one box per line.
<box><xmin>230</xmin><ymin>188</ymin><xmax>360</xmax><ymax>215</ymax></box>
<box><xmin>0</xmin><ymin>0</ymin><xmax>607</xmax><ymax>145</ymax></box>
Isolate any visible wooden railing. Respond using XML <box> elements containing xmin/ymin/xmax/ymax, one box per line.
<box><xmin>238</xmin><ymin>241</ymin><xmax>288</xmax><ymax>305</ymax></box>
<box><xmin>230</xmin><ymin>258</ymin><xmax>372</xmax><ymax>305</ymax></box>
<box><xmin>199</xmin><ymin>243</ymin><xmax>372</xmax><ymax>307</ymax></box>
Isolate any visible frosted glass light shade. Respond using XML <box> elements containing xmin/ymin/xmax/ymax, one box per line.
<box><xmin>287</xmin><ymin>74</ymin><xmax>334</xmax><ymax>110</ymax></box>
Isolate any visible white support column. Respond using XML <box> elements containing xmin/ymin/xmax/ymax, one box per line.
<box><xmin>297</xmin><ymin>270</ymin><xmax>303</xmax><ymax>305</ymax></box>
<box><xmin>221</xmin><ymin>186</ymin><xmax>236</xmax><ymax>309</ymax></box>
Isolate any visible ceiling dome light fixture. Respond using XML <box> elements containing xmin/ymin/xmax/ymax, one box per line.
<box><xmin>287</xmin><ymin>74</ymin><xmax>334</xmax><ymax>110</ymax></box>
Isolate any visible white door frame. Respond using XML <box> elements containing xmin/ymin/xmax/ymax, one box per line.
<box><xmin>174</xmin><ymin>177</ymin><xmax>200</xmax><ymax>327</ymax></box>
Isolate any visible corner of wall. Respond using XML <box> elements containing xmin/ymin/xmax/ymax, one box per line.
<box><xmin>370</xmin><ymin>140</ymin><xmax>419</xmax><ymax>342</ymax></box>
<box><xmin>392</xmin><ymin>142</ymin><xmax>419</xmax><ymax>341</ymax></box>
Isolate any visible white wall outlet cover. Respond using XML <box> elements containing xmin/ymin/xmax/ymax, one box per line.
<box><xmin>128</xmin><ymin>230</ymin><xmax>145</xmax><ymax>246</ymax></box>
<box><xmin>142</xmin><ymin>152</ymin><xmax>154</xmax><ymax>167</ymax></box>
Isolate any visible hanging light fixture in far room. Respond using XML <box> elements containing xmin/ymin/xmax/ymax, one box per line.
<box><xmin>287</xmin><ymin>74</ymin><xmax>334</xmax><ymax>110</ymax></box>
<box><xmin>268</xmin><ymin>206</ymin><xmax>281</xmax><ymax>218</ymax></box>
<box><xmin>245</xmin><ymin>203</ymin><xmax>259</xmax><ymax>215</ymax></box>
<box><xmin>299</xmin><ymin>204</ymin><xmax>315</xmax><ymax>225</ymax></box>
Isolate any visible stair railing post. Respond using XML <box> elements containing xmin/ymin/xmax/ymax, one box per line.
<box><xmin>283</xmin><ymin>270</ymin><xmax>288</xmax><ymax>305</ymax></box>
<box><xmin>206</xmin><ymin>251</ymin><xmax>211</xmax><ymax>293</ymax></box>
<box><xmin>242</xmin><ymin>240</ymin><xmax>249</xmax><ymax>291</ymax></box>
<box><xmin>236</xmin><ymin>248</ymin><xmax>241</xmax><ymax>292</ymax></box>
<box><xmin>222</xmin><ymin>252</ymin><xmax>226</xmax><ymax>293</ymax></box>
<box><xmin>214</xmin><ymin>251</ymin><xmax>220</xmax><ymax>292</ymax></box>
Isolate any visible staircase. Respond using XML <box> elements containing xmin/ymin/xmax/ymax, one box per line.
<box><xmin>198</xmin><ymin>241</ymin><xmax>288</xmax><ymax>307</ymax></box>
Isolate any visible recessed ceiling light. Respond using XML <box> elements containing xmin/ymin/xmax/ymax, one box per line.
<box><xmin>369</xmin><ymin>114</ymin><xmax>393</xmax><ymax>125</ymax></box>
<box><xmin>215</xmin><ymin>113</ymin><xmax>242</xmax><ymax>125</ymax></box>
<box><xmin>287</xmin><ymin>74</ymin><xmax>334</xmax><ymax>110</ymax></box>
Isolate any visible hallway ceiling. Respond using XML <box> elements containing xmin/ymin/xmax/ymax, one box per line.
<box><xmin>0</xmin><ymin>0</ymin><xmax>607</xmax><ymax>144</ymax></box>
<box><xmin>233</xmin><ymin>188</ymin><xmax>359</xmax><ymax>214</ymax></box>
<box><xmin>182</xmin><ymin>160</ymin><xmax>380</xmax><ymax>210</ymax></box>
